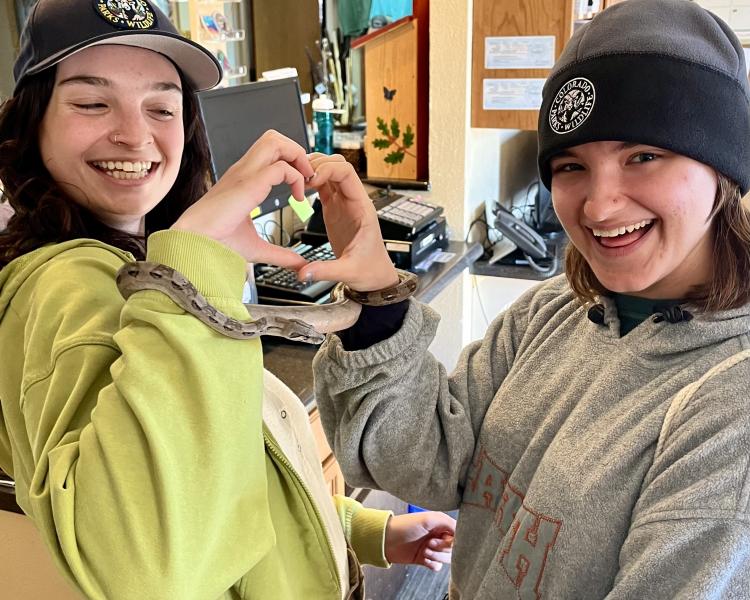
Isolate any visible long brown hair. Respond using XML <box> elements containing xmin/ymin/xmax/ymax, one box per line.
<box><xmin>565</xmin><ymin>173</ymin><xmax>750</xmax><ymax>312</ymax></box>
<box><xmin>0</xmin><ymin>67</ymin><xmax>212</xmax><ymax>266</ymax></box>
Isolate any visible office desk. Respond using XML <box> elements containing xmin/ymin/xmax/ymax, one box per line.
<box><xmin>470</xmin><ymin>233</ymin><xmax>567</xmax><ymax>281</ymax></box>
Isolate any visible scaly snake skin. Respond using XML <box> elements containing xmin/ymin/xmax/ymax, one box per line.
<box><xmin>116</xmin><ymin>262</ymin><xmax>362</xmax><ymax>344</ymax></box>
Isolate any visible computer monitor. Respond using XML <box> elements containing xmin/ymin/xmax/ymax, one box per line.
<box><xmin>197</xmin><ymin>78</ymin><xmax>310</xmax><ymax>217</ymax></box>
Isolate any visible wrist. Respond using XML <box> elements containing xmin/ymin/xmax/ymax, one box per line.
<box><xmin>338</xmin><ymin>269</ymin><xmax>418</xmax><ymax>306</ymax></box>
<box><xmin>384</xmin><ymin>515</ymin><xmax>395</xmax><ymax>563</ymax></box>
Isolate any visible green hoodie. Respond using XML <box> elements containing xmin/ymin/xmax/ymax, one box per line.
<box><xmin>0</xmin><ymin>230</ymin><xmax>389</xmax><ymax>599</ymax></box>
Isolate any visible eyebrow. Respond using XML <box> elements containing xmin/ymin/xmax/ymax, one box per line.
<box><xmin>58</xmin><ymin>75</ymin><xmax>182</xmax><ymax>94</ymax></box>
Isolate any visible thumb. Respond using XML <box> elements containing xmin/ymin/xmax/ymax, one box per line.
<box><xmin>250</xmin><ymin>241</ymin><xmax>308</xmax><ymax>271</ymax></box>
<box><xmin>297</xmin><ymin>256</ymin><xmax>357</xmax><ymax>284</ymax></box>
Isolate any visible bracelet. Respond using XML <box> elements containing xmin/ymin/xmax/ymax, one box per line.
<box><xmin>333</xmin><ymin>269</ymin><xmax>418</xmax><ymax>306</ymax></box>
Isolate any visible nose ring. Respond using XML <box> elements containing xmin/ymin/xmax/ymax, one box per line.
<box><xmin>114</xmin><ymin>133</ymin><xmax>122</xmax><ymax>146</ymax></box>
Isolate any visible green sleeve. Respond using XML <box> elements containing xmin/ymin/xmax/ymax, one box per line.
<box><xmin>20</xmin><ymin>231</ymin><xmax>274</xmax><ymax>599</ymax></box>
<box><xmin>333</xmin><ymin>494</ymin><xmax>392</xmax><ymax>568</ymax></box>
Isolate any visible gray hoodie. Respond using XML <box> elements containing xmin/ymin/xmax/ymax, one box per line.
<box><xmin>313</xmin><ymin>275</ymin><xmax>750</xmax><ymax>599</ymax></box>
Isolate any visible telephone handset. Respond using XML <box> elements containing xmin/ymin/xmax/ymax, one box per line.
<box><xmin>492</xmin><ymin>203</ymin><xmax>549</xmax><ymax>260</ymax></box>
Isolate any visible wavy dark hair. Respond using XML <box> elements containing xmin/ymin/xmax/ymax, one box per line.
<box><xmin>0</xmin><ymin>66</ymin><xmax>212</xmax><ymax>267</ymax></box>
<box><xmin>565</xmin><ymin>173</ymin><xmax>750</xmax><ymax>313</ymax></box>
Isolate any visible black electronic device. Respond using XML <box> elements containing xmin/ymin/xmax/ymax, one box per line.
<box><xmin>534</xmin><ymin>181</ymin><xmax>562</xmax><ymax>234</ymax></box>
<box><xmin>197</xmin><ymin>77</ymin><xmax>310</xmax><ymax>218</ymax></box>
<box><xmin>254</xmin><ymin>241</ymin><xmax>336</xmax><ymax>304</ymax></box>
<box><xmin>374</xmin><ymin>194</ymin><xmax>443</xmax><ymax>240</ymax></box>
<box><xmin>306</xmin><ymin>189</ymin><xmax>443</xmax><ymax>242</ymax></box>
<box><xmin>384</xmin><ymin>216</ymin><xmax>448</xmax><ymax>269</ymax></box>
<box><xmin>493</xmin><ymin>203</ymin><xmax>549</xmax><ymax>260</ymax></box>
<box><xmin>300</xmin><ymin>216</ymin><xmax>448</xmax><ymax>270</ymax></box>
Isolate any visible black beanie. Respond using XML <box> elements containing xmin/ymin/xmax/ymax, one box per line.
<box><xmin>537</xmin><ymin>0</ymin><xmax>750</xmax><ymax>195</ymax></box>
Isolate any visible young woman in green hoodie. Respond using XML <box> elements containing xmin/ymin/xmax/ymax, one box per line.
<box><xmin>0</xmin><ymin>0</ymin><xmax>455</xmax><ymax>598</ymax></box>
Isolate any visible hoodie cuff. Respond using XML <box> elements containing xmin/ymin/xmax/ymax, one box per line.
<box><xmin>350</xmin><ymin>507</ymin><xmax>393</xmax><ymax>568</ymax></box>
<box><xmin>146</xmin><ymin>230</ymin><xmax>248</xmax><ymax>316</ymax></box>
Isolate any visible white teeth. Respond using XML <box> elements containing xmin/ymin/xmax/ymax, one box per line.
<box><xmin>92</xmin><ymin>160</ymin><xmax>154</xmax><ymax>178</ymax></box>
<box><xmin>592</xmin><ymin>219</ymin><xmax>653</xmax><ymax>238</ymax></box>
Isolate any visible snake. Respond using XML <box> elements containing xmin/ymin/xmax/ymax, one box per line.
<box><xmin>116</xmin><ymin>262</ymin><xmax>362</xmax><ymax>344</ymax></box>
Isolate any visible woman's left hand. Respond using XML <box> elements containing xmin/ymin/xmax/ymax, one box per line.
<box><xmin>384</xmin><ymin>511</ymin><xmax>456</xmax><ymax>571</ymax></box>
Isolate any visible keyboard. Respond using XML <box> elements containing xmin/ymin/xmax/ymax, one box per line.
<box><xmin>254</xmin><ymin>241</ymin><xmax>337</xmax><ymax>304</ymax></box>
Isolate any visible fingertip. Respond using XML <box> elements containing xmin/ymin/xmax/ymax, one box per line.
<box><xmin>424</xmin><ymin>559</ymin><xmax>442</xmax><ymax>572</ymax></box>
<box><xmin>297</xmin><ymin>267</ymin><xmax>314</xmax><ymax>283</ymax></box>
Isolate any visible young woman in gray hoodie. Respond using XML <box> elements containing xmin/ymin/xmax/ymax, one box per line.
<box><xmin>302</xmin><ymin>0</ymin><xmax>750</xmax><ymax>597</ymax></box>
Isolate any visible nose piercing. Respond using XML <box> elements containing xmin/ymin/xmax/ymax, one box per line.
<box><xmin>114</xmin><ymin>133</ymin><xmax>122</xmax><ymax>145</ymax></box>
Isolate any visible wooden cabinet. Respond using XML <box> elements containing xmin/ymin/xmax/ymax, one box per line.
<box><xmin>251</xmin><ymin>0</ymin><xmax>319</xmax><ymax>119</ymax></box>
<box><xmin>353</xmin><ymin>0</ymin><xmax>430</xmax><ymax>183</ymax></box>
<box><xmin>470</xmin><ymin>0</ymin><xmax>626</xmax><ymax>131</ymax></box>
<box><xmin>309</xmin><ymin>407</ymin><xmax>346</xmax><ymax>496</ymax></box>
<box><xmin>471</xmin><ymin>0</ymin><xmax>574</xmax><ymax>130</ymax></box>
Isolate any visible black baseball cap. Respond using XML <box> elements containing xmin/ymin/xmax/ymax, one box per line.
<box><xmin>13</xmin><ymin>0</ymin><xmax>222</xmax><ymax>93</ymax></box>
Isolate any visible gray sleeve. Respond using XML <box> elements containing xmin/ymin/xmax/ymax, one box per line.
<box><xmin>606</xmin><ymin>363</ymin><xmax>750</xmax><ymax>599</ymax></box>
<box><xmin>312</xmin><ymin>295</ymin><xmax>529</xmax><ymax>510</ymax></box>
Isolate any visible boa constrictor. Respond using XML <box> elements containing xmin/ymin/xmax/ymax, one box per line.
<box><xmin>115</xmin><ymin>262</ymin><xmax>362</xmax><ymax>344</ymax></box>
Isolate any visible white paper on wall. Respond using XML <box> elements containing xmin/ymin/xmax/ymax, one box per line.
<box><xmin>482</xmin><ymin>79</ymin><xmax>546</xmax><ymax>110</ymax></box>
<box><xmin>484</xmin><ymin>36</ymin><xmax>556</xmax><ymax>69</ymax></box>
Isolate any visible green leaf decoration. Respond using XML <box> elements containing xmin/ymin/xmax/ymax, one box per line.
<box><xmin>376</xmin><ymin>117</ymin><xmax>390</xmax><ymax>136</ymax></box>
<box><xmin>385</xmin><ymin>150</ymin><xmax>405</xmax><ymax>164</ymax></box>
<box><xmin>390</xmin><ymin>118</ymin><xmax>400</xmax><ymax>139</ymax></box>
<box><xmin>372</xmin><ymin>138</ymin><xmax>391</xmax><ymax>149</ymax></box>
<box><xmin>402</xmin><ymin>125</ymin><xmax>414</xmax><ymax>149</ymax></box>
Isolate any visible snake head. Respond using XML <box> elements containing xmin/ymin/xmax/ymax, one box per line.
<box><xmin>283</xmin><ymin>319</ymin><xmax>325</xmax><ymax>344</ymax></box>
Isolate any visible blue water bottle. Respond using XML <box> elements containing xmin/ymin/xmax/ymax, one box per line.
<box><xmin>312</xmin><ymin>95</ymin><xmax>335</xmax><ymax>155</ymax></box>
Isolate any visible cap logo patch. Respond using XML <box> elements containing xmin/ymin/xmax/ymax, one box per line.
<box><xmin>95</xmin><ymin>0</ymin><xmax>157</xmax><ymax>30</ymax></box>
<box><xmin>549</xmin><ymin>77</ymin><xmax>595</xmax><ymax>134</ymax></box>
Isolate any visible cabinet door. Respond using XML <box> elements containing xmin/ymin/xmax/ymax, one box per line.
<box><xmin>471</xmin><ymin>0</ymin><xmax>574</xmax><ymax>130</ymax></box>
<box><xmin>310</xmin><ymin>407</ymin><xmax>346</xmax><ymax>496</ymax></box>
<box><xmin>309</xmin><ymin>407</ymin><xmax>333</xmax><ymax>464</ymax></box>
<box><xmin>323</xmin><ymin>455</ymin><xmax>346</xmax><ymax>496</ymax></box>
<box><xmin>252</xmin><ymin>0</ymin><xmax>319</xmax><ymax>119</ymax></box>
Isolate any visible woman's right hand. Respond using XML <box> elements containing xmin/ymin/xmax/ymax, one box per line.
<box><xmin>171</xmin><ymin>130</ymin><xmax>314</xmax><ymax>269</ymax></box>
<box><xmin>297</xmin><ymin>154</ymin><xmax>399</xmax><ymax>292</ymax></box>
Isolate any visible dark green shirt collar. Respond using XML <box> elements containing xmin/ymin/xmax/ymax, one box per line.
<box><xmin>613</xmin><ymin>294</ymin><xmax>685</xmax><ymax>336</ymax></box>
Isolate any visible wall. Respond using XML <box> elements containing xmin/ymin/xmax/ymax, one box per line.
<box><xmin>0</xmin><ymin>0</ymin><xmax>19</xmax><ymax>100</ymax></box>
<box><xmin>428</xmin><ymin>1</ymin><xmax>541</xmax><ymax>349</ymax></box>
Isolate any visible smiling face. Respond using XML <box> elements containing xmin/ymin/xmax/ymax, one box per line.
<box><xmin>38</xmin><ymin>45</ymin><xmax>185</xmax><ymax>233</ymax></box>
<box><xmin>550</xmin><ymin>141</ymin><xmax>718</xmax><ymax>300</ymax></box>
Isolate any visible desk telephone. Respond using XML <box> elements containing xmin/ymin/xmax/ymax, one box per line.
<box><xmin>492</xmin><ymin>203</ymin><xmax>549</xmax><ymax>260</ymax></box>
<box><xmin>255</xmin><ymin>191</ymin><xmax>445</xmax><ymax>304</ymax></box>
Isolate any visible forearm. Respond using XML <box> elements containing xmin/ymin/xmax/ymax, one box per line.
<box><xmin>314</xmin><ymin>301</ymin><xmax>478</xmax><ymax>509</ymax></box>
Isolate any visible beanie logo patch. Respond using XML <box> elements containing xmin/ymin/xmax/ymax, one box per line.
<box><xmin>549</xmin><ymin>77</ymin><xmax>595</xmax><ymax>135</ymax></box>
<box><xmin>94</xmin><ymin>0</ymin><xmax>157</xmax><ymax>30</ymax></box>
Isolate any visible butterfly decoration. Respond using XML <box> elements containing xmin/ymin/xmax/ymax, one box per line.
<box><xmin>383</xmin><ymin>87</ymin><xmax>397</xmax><ymax>101</ymax></box>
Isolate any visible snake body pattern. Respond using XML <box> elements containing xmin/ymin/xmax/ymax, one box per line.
<box><xmin>116</xmin><ymin>262</ymin><xmax>362</xmax><ymax>344</ymax></box>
